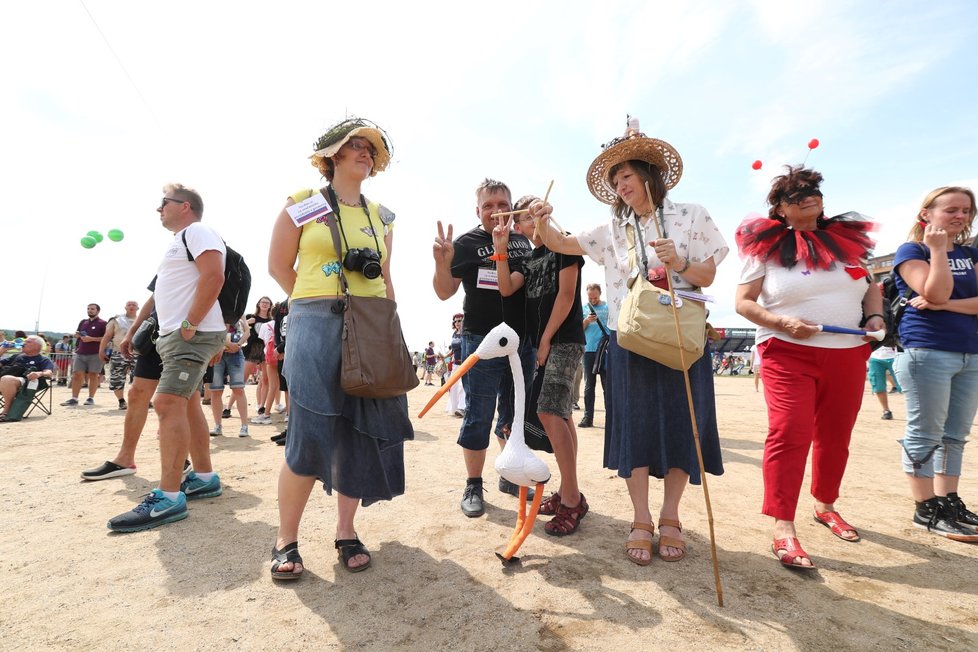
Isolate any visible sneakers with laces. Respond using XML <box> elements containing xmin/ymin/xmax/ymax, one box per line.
<box><xmin>60</xmin><ymin>397</ymin><xmax>79</xmax><ymax>406</ymax></box>
<box><xmin>251</xmin><ymin>414</ymin><xmax>272</xmax><ymax>425</ymax></box>
<box><xmin>913</xmin><ymin>497</ymin><xmax>978</xmax><ymax>542</ymax></box>
<box><xmin>461</xmin><ymin>480</ymin><xmax>485</xmax><ymax>517</ymax></box>
<box><xmin>182</xmin><ymin>459</ymin><xmax>193</xmax><ymax>483</ymax></box>
<box><xmin>222</xmin><ymin>408</ymin><xmax>232</xmax><ymax>419</ymax></box>
<box><xmin>882</xmin><ymin>410</ymin><xmax>893</xmax><ymax>420</ymax></box>
<box><xmin>81</xmin><ymin>460</ymin><xmax>136</xmax><ymax>481</ymax></box>
<box><xmin>945</xmin><ymin>493</ymin><xmax>978</xmax><ymax>530</ymax></box>
<box><xmin>275</xmin><ymin>403</ymin><xmax>286</xmax><ymax>413</ymax></box>
<box><xmin>239</xmin><ymin>425</ymin><xmax>249</xmax><ymax>437</ymax></box>
<box><xmin>107</xmin><ymin>489</ymin><xmax>188</xmax><ymax>532</ymax></box>
<box><xmin>209</xmin><ymin>424</ymin><xmax>222</xmax><ymax>437</ymax></box>
<box><xmin>180</xmin><ymin>472</ymin><xmax>223</xmax><ymax>500</ymax></box>
<box><xmin>84</xmin><ymin>397</ymin><xmax>95</xmax><ymax>406</ymax></box>
<box><xmin>118</xmin><ymin>398</ymin><xmax>127</xmax><ymax>410</ymax></box>
<box><xmin>499</xmin><ymin>476</ymin><xmax>535</xmax><ymax>500</ymax></box>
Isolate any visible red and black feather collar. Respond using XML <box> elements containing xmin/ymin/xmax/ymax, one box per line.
<box><xmin>735</xmin><ymin>212</ymin><xmax>877</xmax><ymax>271</ymax></box>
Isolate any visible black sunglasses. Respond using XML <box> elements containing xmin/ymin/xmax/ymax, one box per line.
<box><xmin>160</xmin><ymin>197</ymin><xmax>186</xmax><ymax>210</ymax></box>
<box><xmin>781</xmin><ymin>188</ymin><xmax>823</xmax><ymax>205</ymax></box>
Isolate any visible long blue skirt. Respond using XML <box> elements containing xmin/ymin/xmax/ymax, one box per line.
<box><xmin>284</xmin><ymin>299</ymin><xmax>414</xmax><ymax>506</ymax></box>
<box><xmin>604</xmin><ymin>331</ymin><xmax>723</xmax><ymax>484</ymax></box>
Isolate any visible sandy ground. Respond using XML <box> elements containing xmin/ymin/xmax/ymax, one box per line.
<box><xmin>2</xmin><ymin>374</ymin><xmax>977</xmax><ymax>651</ymax></box>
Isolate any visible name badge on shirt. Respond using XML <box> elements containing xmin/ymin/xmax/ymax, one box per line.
<box><xmin>286</xmin><ymin>193</ymin><xmax>333</xmax><ymax>227</ymax></box>
<box><xmin>476</xmin><ymin>267</ymin><xmax>499</xmax><ymax>291</ymax></box>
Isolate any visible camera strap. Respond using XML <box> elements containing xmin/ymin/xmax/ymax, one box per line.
<box><xmin>324</xmin><ymin>185</ymin><xmax>382</xmax><ymax>260</ymax></box>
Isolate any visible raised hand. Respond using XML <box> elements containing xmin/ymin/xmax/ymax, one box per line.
<box><xmin>433</xmin><ymin>221</ymin><xmax>455</xmax><ymax>266</ymax></box>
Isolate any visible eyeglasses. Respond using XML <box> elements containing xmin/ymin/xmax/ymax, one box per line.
<box><xmin>346</xmin><ymin>139</ymin><xmax>377</xmax><ymax>158</ymax></box>
<box><xmin>781</xmin><ymin>188</ymin><xmax>823</xmax><ymax>205</ymax></box>
<box><xmin>160</xmin><ymin>197</ymin><xmax>186</xmax><ymax>210</ymax></box>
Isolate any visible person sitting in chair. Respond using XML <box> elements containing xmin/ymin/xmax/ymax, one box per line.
<box><xmin>0</xmin><ymin>335</ymin><xmax>55</xmax><ymax>421</ymax></box>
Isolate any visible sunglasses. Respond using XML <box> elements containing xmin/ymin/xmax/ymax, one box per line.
<box><xmin>160</xmin><ymin>197</ymin><xmax>186</xmax><ymax>210</ymax></box>
<box><xmin>780</xmin><ymin>188</ymin><xmax>823</xmax><ymax>205</ymax></box>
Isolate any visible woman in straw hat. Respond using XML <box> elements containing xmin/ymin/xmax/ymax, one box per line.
<box><xmin>530</xmin><ymin>120</ymin><xmax>728</xmax><ymax>564</ymax></box>
<box><xmin>266</xmin><ymin>117</ymin><xmax>413</xmax><ymax>578</ymax></box>
<box><xmin>735</xmin><ymin>166</ymin><xmax>881</xmax><ymax>569</ymax></box>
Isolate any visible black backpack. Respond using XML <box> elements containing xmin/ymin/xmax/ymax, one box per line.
<box><xmin>873</xmin><ymin>273</ymin><xmax>913</xmax><ymax>348</ymax></box>
<box><xmin>182</xmin><ymin>232</ymin><xmax>252</xmax><ymax>326</ymax></box>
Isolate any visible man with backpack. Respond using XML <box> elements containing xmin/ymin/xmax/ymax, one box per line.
<box><xmin>108</xmin><ymin>183</ymin><xmax>229</xmax><ymax>532</ymax></box>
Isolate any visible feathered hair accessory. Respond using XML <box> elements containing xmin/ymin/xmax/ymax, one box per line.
<box><xmin>735</xmin><ymin>212</ymin><xmax>876</xmax><ymax>270</ymax></box>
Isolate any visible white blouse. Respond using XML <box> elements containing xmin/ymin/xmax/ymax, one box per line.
<box><xmin>576</xmin><ymin>198</ymin><xmax>729</xmax><ymax>328</ymax></box>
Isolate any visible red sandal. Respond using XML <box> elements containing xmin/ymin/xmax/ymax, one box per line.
<box><xmin>814</xmin><ymin>509</ymin><xmax>860</xmax><ymax>542</ymax></box>
<box><xmin>538</xmin><ymin>492</ymin><xmax>562</xmax><ymax>517</ymax></box>
<box><xmin>772</xmin><ymin>537</ymin><xmax>817</xmax><ymax>570</ymax></box>
<box><xmin>544</xmin><ymin>493</ymin><xmax>588</xmax><ymax>536</ymax></box>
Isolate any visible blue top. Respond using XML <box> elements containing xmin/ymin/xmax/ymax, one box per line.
<box><xmin>894</xmin><ymin>242</ymin><xmax>978</xmax><ymax>354</ymax></box>
<box><xmin>582</xmin><ymin>301</ymin><xmax>610</xmax><ymax>352</ymax></box>
<box><xmin>2</xmin><ymin>353</ymin><xmax>55</xmax><ymax>374</ymax></box>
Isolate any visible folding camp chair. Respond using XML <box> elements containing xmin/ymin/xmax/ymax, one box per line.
<box><xmin>0</xmin><ymin>378</ymin><xmax>52</xmax><ymax>421</ymax></box>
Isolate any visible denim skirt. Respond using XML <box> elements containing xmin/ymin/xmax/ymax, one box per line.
<box><xmin>284</xmin><ymin>299</ymin><xmax>414</xmax><ymax>506</ymax></box>
<box><xmin>604</xmin><ymin>332</ymin><xmax>723</xmax><ymax>484</ymax></box>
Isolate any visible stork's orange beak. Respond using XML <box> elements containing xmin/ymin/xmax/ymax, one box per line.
<box><xmin>417</xmin><ymin>353</ymin><xmax>481</xmax><ymax>418</ymax></box>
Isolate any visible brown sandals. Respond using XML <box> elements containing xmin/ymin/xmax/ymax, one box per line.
<box><xmin>625</xmin><ymin>522</ymin><xmax>655</xmax><ymax>566</ymax></box>
<box><xmin>657</xmin><ymin>518</ymin><xmax>687</xmax><ymax>562</ymax></box>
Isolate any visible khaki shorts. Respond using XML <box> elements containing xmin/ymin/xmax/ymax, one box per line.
<box><xmin>537</xmin><ymin>343</ymin><xmax>584</xmax><ymax>419</ymax></box>
<box><xmin>155</xmin><ymin>331</ymin><xmax>226</xmax><ymax>399</ymax></box>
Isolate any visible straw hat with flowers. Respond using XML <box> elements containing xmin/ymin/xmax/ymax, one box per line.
<box><xmin>310</xmin><ymin>117</ymin><xmax>392</xmax><ymax>177</ymax></box>
<box><xmin>585</xmin><ymin>128</ymin><xmax>683</xmax><ymax>204</ymax></box>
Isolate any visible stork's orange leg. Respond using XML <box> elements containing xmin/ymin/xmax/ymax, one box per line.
<box><xmin>500</xmin><ymin>483</ymin><xmax>546</xmax><ymax>560</ymax></box>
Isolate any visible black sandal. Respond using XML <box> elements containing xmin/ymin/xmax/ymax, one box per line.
<box><xmin>335</xmin><ymin>537</ymin><xmax>371</xmax><ymax>573</ymax></box>
<box><xmin>270</xmin><ymin>541</ymin><xmax>303</xmax><ymax>580</ymax></box>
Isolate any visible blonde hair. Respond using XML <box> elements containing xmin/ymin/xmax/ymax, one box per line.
<box><xmin>908</xmin><ymin>186</ymin><xmax>976</xmax><ymax>244</ymax></box>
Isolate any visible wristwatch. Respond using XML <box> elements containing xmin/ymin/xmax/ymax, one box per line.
<box><xmin>181</xmin><ymin>319</ymin><xmax>197</xmax><ymax>331</ymax></box>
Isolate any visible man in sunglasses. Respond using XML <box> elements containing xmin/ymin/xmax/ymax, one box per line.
<box><xmin>107</xmin><ymin>183</ymin><xmax>228</xmax><ymax>532</ymax></box>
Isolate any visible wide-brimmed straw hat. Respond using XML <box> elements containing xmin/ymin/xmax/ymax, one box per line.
<box><xmin>585</xmin><ymin>131</ymin><xmax>683</xmax><ymax>204</ymax></box>
<box><xmin>310</xmin><ymin>118</ymin><xmax>391</xmax><ymax>176</ymax></box>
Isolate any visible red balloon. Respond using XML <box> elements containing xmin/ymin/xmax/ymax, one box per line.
<box><xmin>751</xmin><ymin>160</ymin><xmax>763</xmax><ymax>170</ymax></box>
<box><xmin>808</xmin><ymin>138</ymin><xmax>820</xmax><ymax>149</ymax></box>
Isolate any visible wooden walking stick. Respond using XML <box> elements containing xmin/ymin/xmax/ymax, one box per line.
<box><xmin>644</xmin><ymin>181</ymin><xmax>724</xmax><ymax>607</ymax></box>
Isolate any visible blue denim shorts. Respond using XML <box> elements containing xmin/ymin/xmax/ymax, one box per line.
<box><xmin>210</xmin><ymin>350</ymin><xmax>245</xmax><ymax>390</ymax></box>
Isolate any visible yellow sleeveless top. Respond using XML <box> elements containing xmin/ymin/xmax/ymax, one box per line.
<box><xmin>289</xmin><ymin>188</ymin><xmax>393</xmax><ymax>300</ymax></box>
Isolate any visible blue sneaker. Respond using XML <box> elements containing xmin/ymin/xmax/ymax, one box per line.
<box><xmin>107</xmin><ymin>489</ymin><xmax>187</xmax><ymax>532</ymax></box>
<box><xmin>180</xmin><ymin>472</ymin><xmax>223</xmax><ymax>500</ymax></box>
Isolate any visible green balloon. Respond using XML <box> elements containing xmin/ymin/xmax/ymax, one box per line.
<box><xmin>87</xmin><ymin>230</ymin><xmax>104</xmax><ymax>243</ymax></box>
<box><xmin>107</xmin><ymin>229</ymin><xmax>124</xmax><ymax>242</ymax></box>
<box><xmin>80</xmin><ymin>236</ymin><xmax>97</xmax><ymax>249</ymax></box>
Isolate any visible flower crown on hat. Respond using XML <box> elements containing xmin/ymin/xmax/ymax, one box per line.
<box><xmin>310</xmin><ymin>117</ymin><xmax>392</xmax><ymax>176</ymax></box>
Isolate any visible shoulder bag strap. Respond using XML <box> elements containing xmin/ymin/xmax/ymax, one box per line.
<box><xmin>319</xmin><ymin>188</ymin><xmax>351</xmax><ymax>298</ymax></box>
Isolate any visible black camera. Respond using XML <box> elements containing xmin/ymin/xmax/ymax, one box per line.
<box><xmin>343</xmin><ymin>248</ymin><xmax>382</xmax><ymax>279</ymax></box>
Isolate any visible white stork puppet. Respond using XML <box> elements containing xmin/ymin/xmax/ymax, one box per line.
<box><xmin>418</xmin><ymin>323</ymin><xmax>551</xmax><ymax>563</ymax></box>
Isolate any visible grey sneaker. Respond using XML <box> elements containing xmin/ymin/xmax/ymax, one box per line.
<box><xmin>882</xmin><ymin>410</ymin><xmax>893</xmax><ymax>420</ymax></box>
<box><xmin>84</xmin><ymin>397</ymin><xmax>95</xmax><ymax>406</ymax></box>
<box><xmin>209</xmin><ymin>424</ymin><xmax>222</xmax><ymax>437</ymax></box>
<box><xmin>460</xmin><ymin>481</ymin><xmax>485</xmax><ymax>517</ymax></box>
<box><xmin>239</xmin><ymin>425</ymin><xmax>249</xmax><ymax>437</ymax></box>
<box><xmin>60</xmin><ymin>397</ymin><xmax>79</xmax><ymax>406</ymax></box>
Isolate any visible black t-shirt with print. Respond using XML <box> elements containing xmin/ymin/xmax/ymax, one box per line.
<box><xmin>450</xmin><ymin>226</ymin><xmax>531</xmax><ymax>337</ymax></box>
<box><xmin>523</xmin><ymin>245</ymin><xmax>586</xmax><ymax>348</ymax></box>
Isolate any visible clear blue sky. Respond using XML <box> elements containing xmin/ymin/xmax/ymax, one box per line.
<box><xmin>4</xmin><ymin>1</ymin><xmax>976</xmax><ymax>351</ymax></box>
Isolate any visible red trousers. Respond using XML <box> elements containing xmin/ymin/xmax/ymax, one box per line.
<box><xmin>758</xmin><ymin>338</ymin><xmax>869</xmax><ymax>521</ymax></box>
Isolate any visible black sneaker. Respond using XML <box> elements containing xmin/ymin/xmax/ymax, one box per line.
<box><xmin>118</xmin><ymin>398</ymin><xmax>127</xmax><ymax>410</ymax></box>
<box><xmin>578</xmin><ymin>416</ymin><xmax>593</xmax><ymax>428</ymax></box>
<box><xmin>882</xmin><ymin>410</ymin><xmax>893</xmax><ymax>420</ymax></box>
<box><xmin>258</xmin><ymin>406</ymin><xmax>266</xmax><ymax>415</ymax></box>
<box><xmin>222</xmin><ymin>408</ymin><xmax>232</xmax><ymax>419</ymax></box>
<box><xmin>461</xmin><ymin>481</ymin><xmax>485</xmax><ymax>517</ymax></box>
<box><xmin>913</xmin><ymin>497</ymin><xmax>978</xmax><ymax>542</ymax></box>
<box><xmin>945</xmin><ymin>493</ymin><xmax>978</xmax><ymax>530</ymax></box>
<box><xmin>498</xmin><ymin>477</ymin><xmax>535</xmax><ymax>500</ymax></box>
<box><xmin>81</xmin><ymin>460</ymin><xmax>136</xmax><ymax>481</ymax></box>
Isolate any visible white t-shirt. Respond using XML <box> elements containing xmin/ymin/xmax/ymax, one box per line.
<box><xmin>576</xmin><ymin>198</ymin><xmax>729</xmax><ymax>328</ymax></box>
<box><xmin>739</xmin><ymin>257</ymin><xmax>868</xmax><ymax>349</ymax></box>
<box><xmin>155</xmin><ymin>222</ymin><xmax>227</xmax><ymax>336</ymax></box>
<box><xmin>257</xmin><ymin>320</ymin><xmax>275</xmax><ymax>345</ymax></box>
